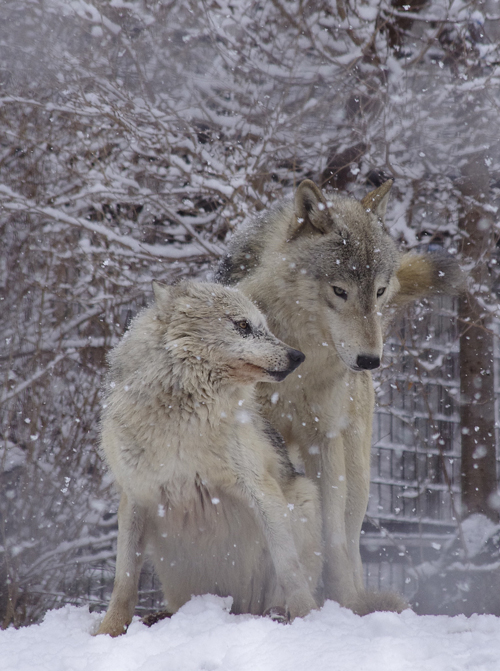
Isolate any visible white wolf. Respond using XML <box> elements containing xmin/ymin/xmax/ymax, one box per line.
<box><xmin>97</xmin><ymin>280</ymin><xmax>322</xmax><ymax>636</ymax></box>
<box><xmin>216</xmin><ymin>178</ymin><xmax>464</xmax><ymax>614</ymax></box>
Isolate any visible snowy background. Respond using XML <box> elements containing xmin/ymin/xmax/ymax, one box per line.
<box><xmin>2</xmin><ymin>0</ymin><xmax>500</xmax><ymax>657</ymax></box>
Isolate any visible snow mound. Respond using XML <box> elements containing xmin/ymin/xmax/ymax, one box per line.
<box><xmin>3</xmin><ymin>596</ymin><xmax>500</xmax><ymax>671</ymax></box>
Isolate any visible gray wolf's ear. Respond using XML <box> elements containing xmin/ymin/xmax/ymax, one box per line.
<box><xmin>361</xmin><ymin>179</ymin><xmax>394</xmax><ymax>222</ymax></box>
<box><xmin>152</xmin><ymin>280</ymin><xmax>172</xmax><ymax>305</ymax></box>
<box><xmin>292</xmin><ymin>179</ymin><xmax>332</xmax><ymax>237</ymax></box>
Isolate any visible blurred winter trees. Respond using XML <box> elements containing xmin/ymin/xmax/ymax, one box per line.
<box><xmin>1</xmin><ymin>0</ymin><xmax>500</xmax><ymax>624</ymax></box>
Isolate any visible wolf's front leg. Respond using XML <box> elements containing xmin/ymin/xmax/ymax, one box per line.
<box><xmin>342</xmin><ymin>413</ymin><xmax>372</xmax><ymax>596</ymax></box>
<box><xmin>318</xmin><ymin>434</ymin><xmax>359</xmax><ymax>606</ymax></box>
<box><xmin>97</xmin><ymin>493</ymin><xmax>147</xmax><ymax>637</ymax></box>
<box><xmin>341</xmin><ymin>410</ymin><xmax>409</xmax><ymax>615</ymax></box>
<box><xmin>247</xmin><ymin>475</ymin><xmax>318</xmax><ymax>620</ymax></box>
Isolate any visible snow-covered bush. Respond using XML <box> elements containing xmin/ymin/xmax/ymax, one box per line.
<box><xmin>1</xmin><ymin>0</ymin><xmax>500</xmax><ymax>625</ymax></box>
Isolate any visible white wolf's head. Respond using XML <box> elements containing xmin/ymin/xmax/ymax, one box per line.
<box><xmin>152</xmin><ymin>281</ymin><xmax>305</xmax><ymax>384</ymax></box>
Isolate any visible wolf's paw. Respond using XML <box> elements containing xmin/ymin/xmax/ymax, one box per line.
<box><xmin>264</xmin><ymin>606</ymin><xmax>290</xmax><ymax>624</ymax></box>
<box><xmin>350</xmin><ymin>589</ymin><xmax>410</xmax><ymax>616</ymax></box>
<box><xmin>142</xmin><ymin>610</ymin><xmax>173</xmax><ymax>627</ymax></box>
<box><xmin>96</xmin><ymin>611</ymin><xmax>131</xmax><ymax>637</ymax></box>
<box><xmin>285</xmin><ymin>590</ymin><xmax>318</xmax><ymax>620</ymax></box>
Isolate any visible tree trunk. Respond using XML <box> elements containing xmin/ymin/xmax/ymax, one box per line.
<box><xmin>458</xmin><ymin>153</ymin><xmax>498</xmax><ymax>520</ymax></box>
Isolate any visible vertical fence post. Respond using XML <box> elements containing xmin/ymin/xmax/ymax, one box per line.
<box><xmin>457</xmin><ymin>153</ymin><xmax>498</xmax><ymax>521</ymax></box>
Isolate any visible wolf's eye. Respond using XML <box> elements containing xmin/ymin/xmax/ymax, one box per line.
<box><xmin>234</xmin><ymin>319</ymin><xmax>252</xmax><ymax>336</ymax></box>
<box><xmin>377</xmin><ymin>287</ymin><xmax>386</xmax><ymax>297</ymax></box>
<box><xmin>332</xmin><ymin>286</ymin><xmax>348</xmax><ymax>300</ymax></box>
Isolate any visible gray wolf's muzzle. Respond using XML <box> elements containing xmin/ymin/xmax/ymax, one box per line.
<box><xmin>268</xmin><ymin>348</ymin><xmax>305</xmax><ymax>381</ymax></box>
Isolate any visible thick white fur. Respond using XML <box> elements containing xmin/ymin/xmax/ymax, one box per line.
<box><xmin>97</xmin><ymin>281</ymin><xmax>322</xmax><ymax>636</ymax></box>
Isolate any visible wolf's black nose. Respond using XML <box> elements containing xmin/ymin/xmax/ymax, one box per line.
<box><xmin>288</xmin><ymin>348</ymin><xmax>305</xmax><ymax>369</ymax></box>
<box><xmin>356</xmin><ymin>354</ymin><xmax>380</xmax><ymax>370</ymax></box>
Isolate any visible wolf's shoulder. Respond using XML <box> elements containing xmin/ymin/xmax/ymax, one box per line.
<box><xmin>216</xmin><ymin>198</ymin><xmax>293</xmax><ymax>285</ymax></box>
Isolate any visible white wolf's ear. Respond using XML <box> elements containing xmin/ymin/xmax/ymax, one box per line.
<box><xmin>152</xmin><ymin>280</ymin><xmax>172</xmax><ymax>306</ymax></box>
<box><xmin>292</xmin><ymin>179</ymin><xmax>332</xmax><ymax>237</ymax></box>
<box><xmin>361</xmin><ymin>179</ymin><xmax>394</xmax><ymax>221</ymax></box>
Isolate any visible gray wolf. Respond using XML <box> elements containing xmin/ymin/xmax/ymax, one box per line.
<box><xmin>97</xmin><ymin>280</ymin><xmax>322</xmax><ymax>637</ymax></box>
<box><xmin>216</xmin><ymin>178</ymin><xmax>463</xmax><ymax>614</ymax></box>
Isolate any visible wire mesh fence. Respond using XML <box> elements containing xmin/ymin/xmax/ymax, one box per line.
<box><xmin>361</xmin><ymin>296</ymin><xmax>500</xmax><ymax>601</ymax></box>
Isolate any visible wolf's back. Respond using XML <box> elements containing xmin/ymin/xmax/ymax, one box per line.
<box><xmin>216</xmin><ymin>200</ymin><xmax>293</xmax><ymax>285</ymax></box>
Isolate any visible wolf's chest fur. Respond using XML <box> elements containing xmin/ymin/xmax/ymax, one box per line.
<box><xmin>106</xmin><ymin>383</ymin><xmax>262</xmax><ymax>506</ymax></box>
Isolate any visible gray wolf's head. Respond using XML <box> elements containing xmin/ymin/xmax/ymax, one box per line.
<box><xmin>286</xmin><ymin>179</ymin><xmax>400</xmax><ymax>372</ymax></box>
<box><xmin>287</xmin><ymin>180</ymin><xmax>463</xmax><ymax>372</ymax></box>
<box><xmin>152</xmin><ymin>281</ymin><xmax>305</xmax><ymax>384</ymax></box>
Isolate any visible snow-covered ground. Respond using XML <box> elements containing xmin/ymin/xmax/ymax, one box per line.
<box><xmin>3</xmin><ymin>596</ymin><xmax>500</xmax><ymax>671</ymax></box>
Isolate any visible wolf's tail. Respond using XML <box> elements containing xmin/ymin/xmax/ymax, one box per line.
<box><xmin>390</xmin><ymin>252</ymin><xmax>465</xmax><ymax>311</ymax></box>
